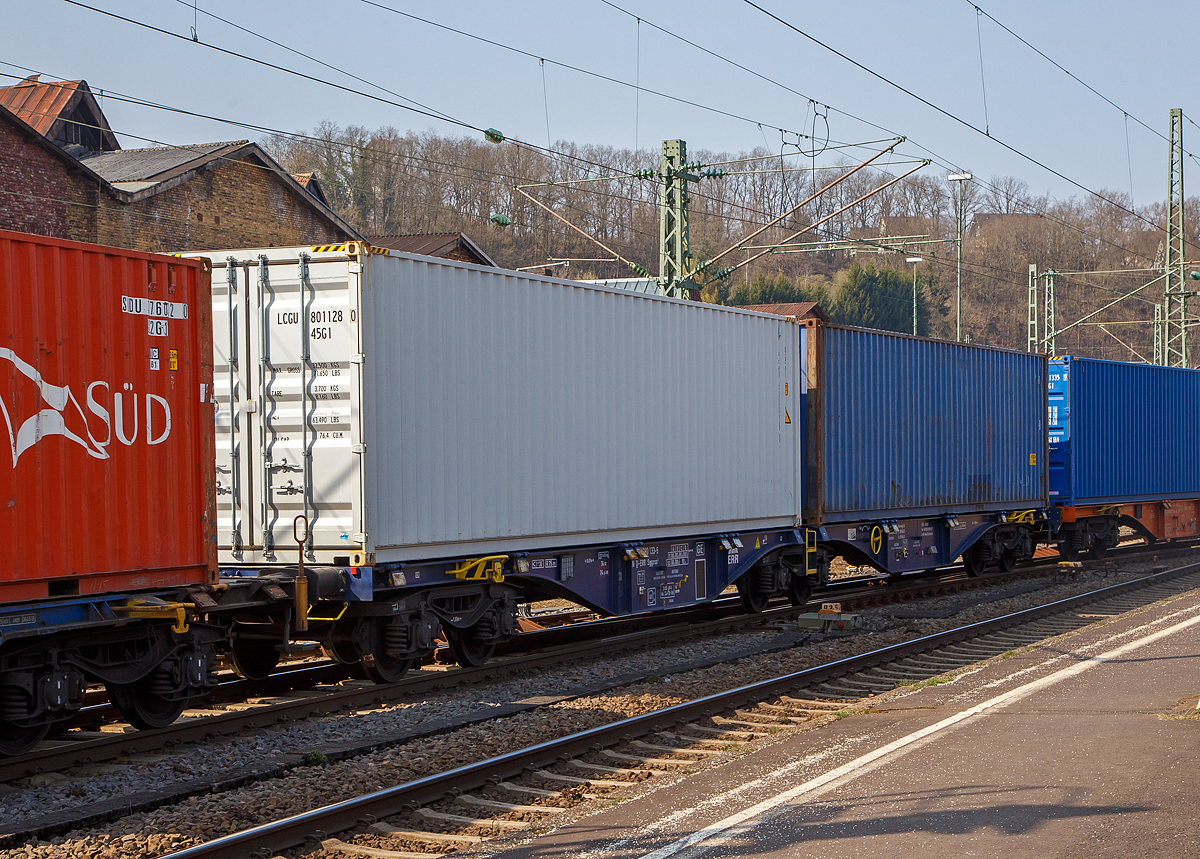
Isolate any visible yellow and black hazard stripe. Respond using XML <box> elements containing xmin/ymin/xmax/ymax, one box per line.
<box><xmin>309</xmin><ymin>243</ymin><xmax>392</xmax><ymax>256</ymax></box>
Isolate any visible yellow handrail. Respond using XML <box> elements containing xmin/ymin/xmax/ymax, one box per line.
<box><xmin>446</xmin><ymin>555</ymin><xmax>508</xmax><ymax>583</ymax></box>
<box><xmin>306</xmin><ymin>604</ymin><xmax>349</xmax><ymax>623</ymax></box>
<box><xmin>114</xmin><ymin>600</ymin><xmax>191</xmax><ymax>634</ymax></box>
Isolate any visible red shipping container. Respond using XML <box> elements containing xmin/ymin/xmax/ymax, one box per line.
<box><xmin>0</xmin><ymin>230</ymin><xmax>215</xmax><ymax>602</ymax></box>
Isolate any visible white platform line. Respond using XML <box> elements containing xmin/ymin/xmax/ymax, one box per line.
<box><xmin>638</xmin><ymin>606</ymin><xmax>1200</xmax><ymax>859</ymax></box>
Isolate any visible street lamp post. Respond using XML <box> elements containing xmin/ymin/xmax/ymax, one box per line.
<box><xmin>948</xmin><ymin>172</ymin><xmax>971</xmax><ymax>342</ymax></box>
<box><xmin>907</xmin><ymin>256</ymin><xmax>924</xmax><ymax>335</ymax></box>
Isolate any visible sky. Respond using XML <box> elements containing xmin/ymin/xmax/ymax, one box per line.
<box><xmin>6</xmin><ymin>0</ymin><xmax>1200</xmax><ymax>210</ymax></box>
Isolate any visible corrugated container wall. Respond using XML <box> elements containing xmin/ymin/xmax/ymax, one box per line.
<box><xmin>0</xmin><ymin>230</ymin><xmax>216</xmax><ymax>602</ymax></box>
<box><xmin>804</xmin><ymin>322</ymin><xmax>1047</xmax><ymax>523</ymax></box>
<box><xmin>1049</xmin><ymin>356</ymin><xmax>1200</xmax><ymax>506</ymax></box>
<box><xmin>205</xmin><ymin>246</ymin><xmax>800</xmax><ymax>565</ymax></box>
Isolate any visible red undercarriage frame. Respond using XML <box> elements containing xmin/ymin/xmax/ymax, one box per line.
<box><xmin>1056</xmin><ymin>500</ymin><xmax>1200</xmax><ymax>559</ymax></box>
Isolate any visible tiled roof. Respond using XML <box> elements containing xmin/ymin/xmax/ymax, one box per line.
<box><xmin>291</xmin><ymin>172</ymin><xmax>328</xmax><ymax>205</ymax></box>
<box><xmin>79</xmin><ymin>141</ymin><xmax>248</xmax><ymax>183</ymax></box>
<box><xmin>0</xmin><ymin>75</ymin><xmax>119</xmax><ymax>152</ymax></box>
<box><xmin>370</xmin><ymin>233</ymin><xmax>497</xmax><ymax>267</ymax></box>
<box><xmin>371</xmin><ymin>234</ymin><xmax>462</xmax><ymax>257</ymax></box>
<box><xmin>0</xmin><ymin>75</ymin><xmax>79</xmax><ymax>136</ymax></box>
<box><xmin>737</xmin><ymin>302</ymin><xmax>830</xmax><ymax>321</ymax></box>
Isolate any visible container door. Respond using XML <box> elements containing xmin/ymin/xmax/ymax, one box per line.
<box><xmin>256</xmin><ymin>255</ymin><xmax>362</xmax><ymax>563</ymax></box>
<box><xmin>213</xmin><ymin>259</ymin><xmax>250</xmax><ymax>560</ymax></box>
<box><xmin>1047</xmin><ymin>357</ymin><xmax>1071</xmax><ymax>503</ymax></box>
<box><xmin>256</xmin><ymin>257</ymin><xmax>286</xmax><ymax>557</ymax></box>
<box><xmin>793</xmin><ymin>323</ymin><xmax>805</xmax><ymax>519</ymax></box>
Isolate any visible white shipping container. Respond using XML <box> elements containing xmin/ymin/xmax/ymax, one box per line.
<box><xmin>201</xmin><ymin>244</ymin><xmax>800</xmax><ymax>566</ymax></box>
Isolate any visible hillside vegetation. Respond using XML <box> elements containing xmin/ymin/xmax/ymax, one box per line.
<box><xmin>268</xmin><ymin>124</ymin><xmax>1200</xmax><ymax>358</ymax></box>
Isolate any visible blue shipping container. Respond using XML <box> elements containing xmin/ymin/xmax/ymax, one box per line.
<box><xmin>1048</xmin><ymin>356</ymin><xmax>1200</xmax><ymax>506</ymax></box>
<box><xmin>803</xmin><ymin>323</ymin><xmax>1048</xmax><ymax>523</ymax></box>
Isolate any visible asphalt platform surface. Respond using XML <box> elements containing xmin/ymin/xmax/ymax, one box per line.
<box><xmin>489</xmin><ymin>586</ymin><xmax>1200</xmax><ymax>859</ymax></box>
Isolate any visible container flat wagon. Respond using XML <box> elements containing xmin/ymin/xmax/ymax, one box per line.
<box><xmin>1049</xmin><ymin>356</ymin><xmax>1200</xmax><ymax>558</ymax></box>
<box><xmin>0</xmin><ymin>230</ymin><xmax>1061</xmax><ymax>757</ymax></box>
<box><xmin>0</xmin><ymin>230</ymin><xmax>303</xmax><ymax>755</ymax></box>
<box><xmin>200</xmin><ymin>243</ymin><xmax>812</xmax><ymax>674</ymax></box>
<box><xmin>796</xmin><ymin>321</ymin><xmax>1050</xmax><ymax>583</ymax></box>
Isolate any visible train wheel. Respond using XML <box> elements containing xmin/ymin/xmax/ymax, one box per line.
<box><xmin>445</xmin><ymin>624</ymin><xmax>496</xmax><ymax>668</ymax></box>
<box><xmin>1089</xmin><ymin>542</ymin><xmax>1108</xmax><ymax>560</ymax></box>
<box><xmin>786</xmin><ymin>575</ymin><xmax>813</xmax><ymax>607</ymax></box>
<box><xmin>228</xmin><ymin>643</ymin><xmax>281</xmax><ymax>681</ymax></box>
<box><xmin>322</xmin><ymin>619</ymin><xmax>361</xmax><ymax>665</ymax></box>
<box><xmin>322</xmin><ymin>639</ymin><xmax>359</xmax><ymax>665</ymax></box>
<box><xmin>964</xmin><ymin>544</ymin><xmax>988</xmax><ymax>577</ymax></box>
<box><xmin>1057</xmin><ymin>540</ymin><xmax>1080</xmax><ymax>562</ymax></box>
<box><xmin>998</xmin><ymin>549</ymin><xmax>1019</xmax><ymax>573</ymax></box>
<box><xmin>0</xmin><ymin>720</ymin><xmax>47</xmax><ymax>756</ymax></box>
<box><xmin>105</xmin><ymin>679</ymin><xmax>187</xmax><ymax>730</ymax></box>
<box><xmin>736</xmin><ymin>576</ymin><xmax>770</xmax><ymax>614</ymax></box>
<box><xmin>360</xmin><ymin>619</ymin><xmax>414</xmax><ymax>684</ymax></box>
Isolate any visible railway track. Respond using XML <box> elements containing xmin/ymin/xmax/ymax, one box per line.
<box><xmin>55</xmin><ymin>607</ymin><xmax>612</xmax><ymax>734</ymax></box>
<box><xmin>150</xmin><ymin>560</ymin><xmax>1200</xmax><ymax>859</ymax></box>
<box><xmin>5</xmin><ymin>537</ymin><xmax>1187</xmax><ymax>784</ymax></box>
<box><xmin>0</xmin><ymin>600</ymin><xmax>783</xmax><ymax>783</ymax></box>
<box><xmin>0</xmin><ymin>546</ymin><xmax>1192</xmax><ymax>852</ymax></box>
<box><xmin>59</xmin><ymin>532</ymin><xmax>1187</xmax><ymax>730</ymax></box>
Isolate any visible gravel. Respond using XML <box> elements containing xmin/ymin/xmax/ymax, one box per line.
<box><xmin>5</xmin><ymin>550</ymin><xmax>1196</xmax><ymax>859</ymax></box>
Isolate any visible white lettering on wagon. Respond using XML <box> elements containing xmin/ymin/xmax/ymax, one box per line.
<box><xmin>0</xmin><ymin>614</ymin><xmax>37</xmax><ymax>628</ymax></box>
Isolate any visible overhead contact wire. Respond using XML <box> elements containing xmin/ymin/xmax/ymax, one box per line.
<box><xmin>357</xmin><ymin>0</ymin><xmax>811</xmax><ymax>140</ymax></box>
<box><xmin>742</xmin><ymin>0</ymin><xmax>1165</xmax><ymax>238</ymax></box>
<box><xmin>55</xmin><ymin>1</ymin><xmax>640</xmax><ymax>182</ymax></box>
<box><xmin>594</xmin><ymin>2</ymin><xmax>1161</xmax><ymax>260</ymax></box>
<box><xmin>974</xmin><ymin>6</ymin><xmax>990</xmax><ymax>135</ymax></box>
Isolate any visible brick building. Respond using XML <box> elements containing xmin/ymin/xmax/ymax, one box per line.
<box><xmin>77</xmin><ymin>140</ymin><xmax>359</xmax><ymax>252</ymax></box>
<box><xmin>0</xmin><ymin>101</ymin><xmax>100</xmax><ymax>239</ymax></box>
<box><xmin>0</xmin><ymin>77</ymin><xmax>359</xmax><ymax>252</ymax></box>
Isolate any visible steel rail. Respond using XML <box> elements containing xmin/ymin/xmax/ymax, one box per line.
<box><xmin>49</xmin><ymin>602</ymin><xmax>739</xmax><ymax>733</ymax></box>
<box><xmin>158</xmin><ymin>561</ymin><xmax>1200</xmax><ymax>859</ymax></box>
<box><xmin>0</xmin><ymin>609</ymin><xmax>776</xmax><ymax>780</ymax></box>
<box><xmin>0</xmin><ymin>556</ymin><xmax>1187</xmax><ymax>844</ymax></box>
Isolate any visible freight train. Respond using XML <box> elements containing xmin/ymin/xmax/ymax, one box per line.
<box><xmin>0</xmin><ymin>229</ymin><xmax>1188</xmax><ymax>756</ymax></box>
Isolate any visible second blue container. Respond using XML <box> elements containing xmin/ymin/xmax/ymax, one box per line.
<box><xmin>1049</xmin><ymin>356</ymin><xmax>1200</xmax><ymax>506</ymax></box>
<box><xmin>803</xmin><ymin>322</ymin><xmax>1048</xmax><ymax>523</ymax></box>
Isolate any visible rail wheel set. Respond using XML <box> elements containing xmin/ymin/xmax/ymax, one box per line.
<box><xmin>2</xmin><ymin>228</ymin><xmax>1196</xmax><ymax>755</ymax></box>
